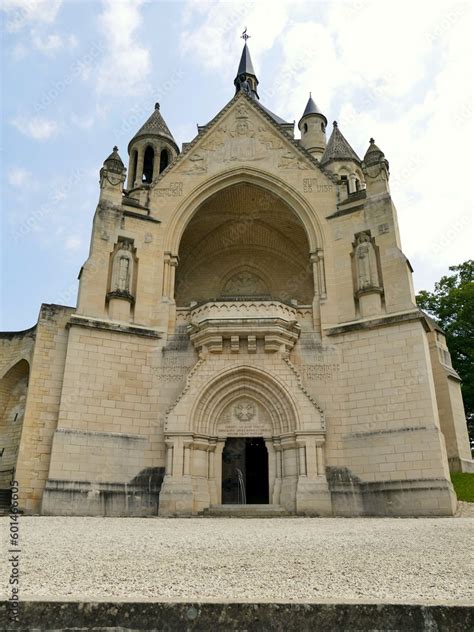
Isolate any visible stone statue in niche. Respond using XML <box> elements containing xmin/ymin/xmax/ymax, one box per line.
<box><xmin>355</xmin><ymin>232</ymin><xmax>379</xmax><ymax>290</ymax></box>
<box><xmin>111</xmin><ymin>241</ymin><xmax>134</xmax><ymax>294</ymax></box>
<box><xmin>118</xmin><ymin>256</ymin><xmax>130</xmax><ymax>292</ymax></box>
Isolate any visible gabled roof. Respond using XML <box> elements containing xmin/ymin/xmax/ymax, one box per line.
<box><xmin>321</xmin><ymin>121</ymin><xmax>361</xmax><ymax>165</ymax></box>
<box><xmin>149</xmin><ymin>91</ymin><xmax>339</xmax><ymax>188</ymax></box>
<box><xmin>128</xmin><ymin>103</ymin><xmax>178</xmax><ymax>152</ymax></box>
<box><xmin>256</xmin><ymin>101</ymin><xmax>290</xmax><ymax>126</ymax></box>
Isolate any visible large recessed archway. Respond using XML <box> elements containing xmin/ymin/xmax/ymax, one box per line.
<box><xmin>175</xmin><ymin>182</ymin><xmax>314</xmax><ymax>306</ymax></box>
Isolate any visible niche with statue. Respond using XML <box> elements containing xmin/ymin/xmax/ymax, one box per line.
<box><xmin>351</xmin><ymin>231</ymin><xmax>384</xmax><ymax>318</ymax></box>
<box><xmin>106</xmin><ymin>238</ymin><xmax>138</xmax><ymax>322</ymax></box>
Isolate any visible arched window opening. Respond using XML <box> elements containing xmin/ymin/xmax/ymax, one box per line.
<box><xmin>321</xmin><ymin>122</ymin><xmax>326</xmax><ymax>132</ymax></box>
<box><xmin>159</xmin><ymin>148</ymin><xmax>169</xmax><ymax>173</ymax></box>
<box><xmin>142</xmin><ymin>146</ymin><xmax>154</xmax><ymax>183</ymax></box>
<box><xmin>303</xmin><ymin>123</ymin><xmax>308</xmax><ymax>134</ymax></box>
<box><xmin>130</xmin><ymin>150</ymin><xmax>138</xmax><ymax>186</ymax></box>
<box><xmin>340</xmin><ymin>175</ymin><xmax>349</xmax><ymax>195</ymax></box>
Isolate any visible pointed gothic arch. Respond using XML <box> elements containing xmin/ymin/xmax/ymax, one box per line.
<box><xmin>189</xmin><ymin>365</ymin><xmax>300</xmax><ymax>437</ymax></box>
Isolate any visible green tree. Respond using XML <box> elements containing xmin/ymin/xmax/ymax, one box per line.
<box><xmin>416</xmin><ymin>260</ymin><xmax>474</xmax><ymax>442</ymax></box>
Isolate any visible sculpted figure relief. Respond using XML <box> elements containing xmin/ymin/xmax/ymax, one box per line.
<box><xmin>355</xmin><ymin>232</ymin><xmax>380</xmax><ymax>290</ymax></box>
<box><xmin>111</xmin><ymin>241</ymin><xmax>134</xmax><ymax>294</ymax></box>
<box><xmin>222</xmin><ymin>271</ymin><xmax>268</xmax><ymax>297</ymax></box>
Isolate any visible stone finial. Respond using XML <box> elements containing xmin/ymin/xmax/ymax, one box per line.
<box><xmin>333</xmin><ymin>121</ymin><xmax>338</xmax><ymax>128</ymax></box>
<box><xmin>155</xmin><ymin>102</ymin><xmax>160</xmax><ymax>110</ymax></box>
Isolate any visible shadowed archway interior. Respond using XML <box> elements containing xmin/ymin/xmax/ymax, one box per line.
<box><xmin>175</xmin><ymin>182</ymin><xmax>313</xmax><ymax>306</ymax></box>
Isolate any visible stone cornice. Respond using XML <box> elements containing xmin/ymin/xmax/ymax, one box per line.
<box><xmin>324</xmin><ymin>309</ymin><xmax>422</xmax><ymax>336</ymax></box>
<box><xmin>67</xmin><ymin>315</ymin><xmax>163</xmax><ymax>338</ymax></box>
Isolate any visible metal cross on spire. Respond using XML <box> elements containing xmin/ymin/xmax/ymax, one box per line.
<box><xmin>241</xmin><ymin>27</ymin><xmax>250</xmax><ymax>41</ymax></box>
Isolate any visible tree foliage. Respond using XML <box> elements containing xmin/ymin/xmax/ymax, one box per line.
<box><xmin>416</xmin><ymin>260</ymin><xmax>474</xmax><ymax>440</ymax></box>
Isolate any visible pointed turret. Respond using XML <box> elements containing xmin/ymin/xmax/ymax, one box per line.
<box><xmin>363</xmin><ymin>138</ymin><xmax>387</xmax><ymax>167</ymax></box>
<box><xmin>362</xmin><ymin>138</ymin><xmax>390</xmax><ymax>194</ymax></box>
<box><xmin>127</xmin><ymin>103</ymin><xmax>179</xmax><ymax>189</ymax></box>
<box><xmin>103</xmin><ymin>146</ymin><xmax>125</xmax><ymax>173</ymax></box>
<box><xmin>320</xmin><ymin>121</ymin><xmax>361</xmax><ymax>165</ymax></box>
<box><xmin>99</xmin><ymin>146</ymin><xmax>126</xmax><ymax>204</ymax></box>
<box><xmin>234</xmin><ymin>42</ymin><xmax>259</xmax><ymax>99</ymax></box>
<box><xmin>298</xmin><ymin>93</ymin><xmax>327</xmax><ymax>159</ymax></box>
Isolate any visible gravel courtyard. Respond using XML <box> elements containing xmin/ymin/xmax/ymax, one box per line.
<box><xmin>1</xmin><ymin>515</ymin><xmax>473</xmax><ymax>603</ymax></box>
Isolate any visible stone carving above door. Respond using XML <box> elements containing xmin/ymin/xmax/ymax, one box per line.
<box><xmin>234</xmin><ymin>399</ymin><xmax>256</xmax><ymax>422</ymax></box>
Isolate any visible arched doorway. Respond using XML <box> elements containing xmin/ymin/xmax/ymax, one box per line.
<box><xmin>222</xmin><ymin>437</ymin><xmax>269</xmax><ymax>504</ymax></box>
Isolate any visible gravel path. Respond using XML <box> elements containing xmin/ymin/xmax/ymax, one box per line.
<box><xmin>1</xmin><ymin>516</ymin><xmax>472</xmax><ymax>603</ymax></box>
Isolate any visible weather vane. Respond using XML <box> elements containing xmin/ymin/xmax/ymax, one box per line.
<box><xmin>241</xmin><ymin>27</ymin><xmax>250</xmax><ymax>41</ymax></box>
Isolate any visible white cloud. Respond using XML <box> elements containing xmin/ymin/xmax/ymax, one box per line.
<box><xmin>181</xmin><ymin>0</ymin><xmax>290</xmax><ymax>73</ymax></box>
<box><xmin>65</xmin><ymin>236</ymin><xmax>82</xmax><ymax>252</ymax></box>
<box><xmin>2</xmin><ymin>1</ymin><xmax>78</xmax><ymax>57</ymax></box>
<box><xmin>7</xmin><ymin>167</ymin><xmax>31</xmax><ymax>187</ymax></box>
<box><xmin>95</xmin><ymin>0</ymin><xmax>151</xmax><ymax>97</ymax></box>
<box><xmin>31</xmin><ymin>32</ymin><xmax>78</xmax><ymax>55</ymax></box>
<box><xmin>12</xmin><ymin>116</ymin><xmax>60</xmax><ymax>140</ymax></box>
<box><xmin>71</xmin><ymin>113</ymin><xmax>95</xmax><ymax>130</ymax></box>
<box><xmin>1</xmin><ymin>0</ymin><xmax>63</xmax><ymax>31</ymax></box>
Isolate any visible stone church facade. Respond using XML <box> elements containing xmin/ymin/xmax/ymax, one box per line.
<box><xmin>1</xmin><ymin>43</ymin><xmax>472</xmax><ymax>517</ymax></box>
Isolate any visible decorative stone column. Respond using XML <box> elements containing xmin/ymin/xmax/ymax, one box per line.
<box><xmin>272</xmin><ymin>441</ymin><xmax>283</xmax><ymax>505</ymax></box>
<box><xmin>310</xmin><ymin>249</ymin><xmax>326</xmax><ymax>333</ymax></box>
<box><xmin>158</xmin><ymin>435</ymin><xmax>194</xmax><ymax>516</ymax></box>
<box><xmin>134</xmin><ymin>149</ymin><xmax>144</xmax><ymax>188</ymax></box>
<box><xmin>295</xmin><ymin>435</ymin><xmax>332</xmax><ymax>516</ymax></box>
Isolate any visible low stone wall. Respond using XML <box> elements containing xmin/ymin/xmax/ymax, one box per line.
<box><xmin>0</xmin><ymin>601</ymin><xmax>472</xmax><ymax>631</ymax></box>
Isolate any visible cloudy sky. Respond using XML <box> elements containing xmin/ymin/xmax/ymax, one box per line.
<box><xmin>1</xmin><ymin>0</ymin><xmax>472</xmax><ymax>330</ymax></box>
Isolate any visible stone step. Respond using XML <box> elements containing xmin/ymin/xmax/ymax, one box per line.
<box><xmin>202</xmin><ymin>504</ymin><xmax>291</xmax><ymax>517</ymax></box>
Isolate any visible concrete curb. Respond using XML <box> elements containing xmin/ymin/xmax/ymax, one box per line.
<box><xmin>1</xmin><ymin>601</ymin><xmax>473</xmax><ymax>631</ymax></box>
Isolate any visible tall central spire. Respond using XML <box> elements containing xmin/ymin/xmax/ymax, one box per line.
<box><xmin>234</xmin><ymin>31</ymin><xmax>259</xmax><ymax>99</ymax></box>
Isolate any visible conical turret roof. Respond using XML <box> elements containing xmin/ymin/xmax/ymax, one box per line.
<box><xmin>363</xmin><ymin>138</ymin><xmax>385</xmax><ymax>166</ymax></box>
<box><xmin>320</xmin><ymin>121</ymin><xmax>361</xmax><ymax>165</ymax></box>
<box><xmin>299</xmin><ymin>93</ymin><xmax>327</xmax><ymax>127</ymax></box>
<box><xmin>103</xmin><ymin>146</ymin><xmax>124</xmax><ymax>173</ymax></box>
<box><xmin>129</xmin><ymin>103</ymin><xmax>178</xmax><ymax>151</ymax></box>
<box><xmin>236</xmin><ymin>42</ymin><xmax>256</xmax><ymax>77</ymax></box>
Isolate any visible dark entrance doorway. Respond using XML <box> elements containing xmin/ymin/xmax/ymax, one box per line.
<box><xmin>222</xmin><ymin>437</ymin><xmax>269</xmax><ymax>504</ymax></box>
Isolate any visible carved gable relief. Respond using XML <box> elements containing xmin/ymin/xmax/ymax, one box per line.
<box><xmin>181</xmin><ymin>152</ymin><xmax>208</xmax><ymax>175</ymax></box>
<box><xmin>278</xmin><ymin>151</ymin><xmax>310</xmax><ymax>170</ymax></box>
<box><xmin>177</xmin><ymin>99</ymin><xmax>311</xmax><ymax>176</ymax></box>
